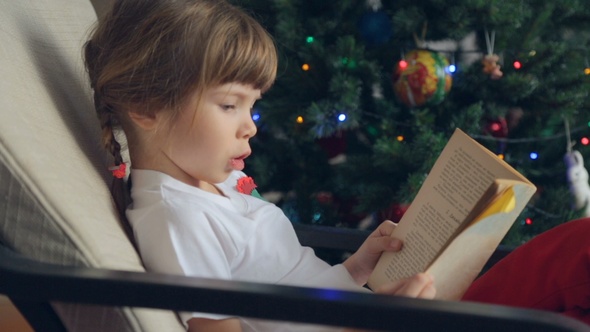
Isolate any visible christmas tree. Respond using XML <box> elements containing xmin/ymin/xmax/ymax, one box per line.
<box><xmin>237</xmin><ymin>0</ymin><xmax>590</xmax><ymax>246</ymax></box>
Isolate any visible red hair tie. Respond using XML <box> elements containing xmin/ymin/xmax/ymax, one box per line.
<box><xmin>109</xmin><ymin>163</ymin><xmax>127</xmax><ymax>179</ymax></box>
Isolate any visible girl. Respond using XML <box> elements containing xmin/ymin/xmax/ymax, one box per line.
<box><xmin>84</xmin><ymin>0</ymin><xmax>435</xmax><ymax>331</ymax></box>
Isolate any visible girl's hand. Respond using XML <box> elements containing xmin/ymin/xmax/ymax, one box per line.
<box><xmin>343</xmin><ymin>273</ymin><xmax>436</xmax><ymax>332</ymax></box>
<box><xmin>374</xmin><ymin>272</ymin><xmax>436</xmax><ymax>299</ymax></box>
<box><xmin>343</xmin><ymin>220</ymin><xmax>402</xmax><ymax>286</ymax></box>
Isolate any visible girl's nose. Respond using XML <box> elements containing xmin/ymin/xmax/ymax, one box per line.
<box><xmin>242</xmin><ymin>112</ymin><xmax>257</xmax><ymax>139</ymax></box>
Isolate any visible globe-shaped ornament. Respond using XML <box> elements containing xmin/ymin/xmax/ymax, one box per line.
<box><xmin>393</xmin><ymin>49</ymin><xmax>452</xmax><ymax>108</ymax></box>
<box><xmin>358</xmin><ymin>10</ymin><xmax>392</xmax><ymax>45</ymax></box>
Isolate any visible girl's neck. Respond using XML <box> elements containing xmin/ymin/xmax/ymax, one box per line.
<box><xmin>130</xmin><ymin>152</ymin><xmax>226</xmax><ymax>196</ymax></box>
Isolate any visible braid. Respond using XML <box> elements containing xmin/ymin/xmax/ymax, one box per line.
<box><xmin>95</xmin><ymin>94</ymin><xmax>123</xmax><ymax>165</ymax></box>
<box><xmin>95</xmin><ymin>96</ymin><xmax>135</xmax><ymax>244</ymax></box>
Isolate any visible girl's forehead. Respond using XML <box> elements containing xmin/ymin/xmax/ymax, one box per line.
<box><xmin>208</xmin><ymin>83</ymin><xmax>262</xmax><ymax>99</ymax></box>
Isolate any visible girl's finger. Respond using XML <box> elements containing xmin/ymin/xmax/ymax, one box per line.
<box><xmin>373</xmin><ymin>220</ymin><xmax>397</xmax><ymax>237</ymax></box>
<box><xmin>418</xmin><ymin>283</ymin><xmax>437</xmax><ymax>299</ymax></box>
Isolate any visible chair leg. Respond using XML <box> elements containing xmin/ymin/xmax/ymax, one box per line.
<box><xmin>11</xmin><ymin>299</ymin><xmax>66</xmax><ymax>332</ymax></box>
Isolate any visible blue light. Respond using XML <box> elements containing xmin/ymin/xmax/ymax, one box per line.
<box><xmin>446</xmin><ymin>65</ymin><xmax>456</xmax><ymax>73</ymax></box>
<box><xmin>337</xmin><ymin>113</ymin><xmax>347</xmax><ymax>122</ymax></box>
<box><xmin>314</xmin><ymin>289</ymin><xmax>344</xmax><ymax>300</ymax></box>
<box><xmin>530</xmin><ymin>152</ymin><xmax>538</xmax><ymax>160</ymax></box>
<box><xmin>252</xmin><ymin>112</ymin><xmax>261</xmax><ymax>122</ymax></box>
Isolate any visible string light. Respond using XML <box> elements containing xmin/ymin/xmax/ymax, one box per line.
<box><xmin>513</xmin><ymin>60</ymin><xmax>522</xmax><ymax>69</ymax></box>
<box><xmin>306</xmin><ymin>36</ymin><xmax>314</xmax><ymax>44</ymax></box>
<box><xmin>252</xmin><ymin>112</ymin><xmax>260</xmax><ymax>122</ymax></box>
<box><xmin>396</xmin><ymin>135</ymin><xmax>404</xmax><ymax>142</ymax></box>
<box><xmin>302</xmin><ymin>63</ymin><xmax>310</xmax><ymax>71</ymax></box>
<box><xmin>296</xmin><ymin>116</ymin><xmax>304</xmax><ymax>124</ymax></box>
<box><xmin>341</xmin><ymin>57</ymin><xmax>357</xmax><ymax>69</ymax></box>
<box><xmin>581</xmin><ymin>137</ymin><xmax>590</xmax><ymax>145</ymax></box>
<box><xmin>446</xmin><ymin>64</ymin><xmax>456</xmax><ymax>74</ymax></box>
<box><xmin>490</xmin><ymin>122</ymin><xmax>502</xmax><ymax>132</ymax></box>
<box><xmin>525</xmin><ymin>217</ymin><xmax>533</xmax><ymax>225</ymax></box>
<box><xmin>585</xmin><ymin>68</ymin><xmax>590</xmax><ymax>75</ymax></box>
<box><xmin>398</xmin><ymin>60</ymin><xmax>408</xmax><ymax>70</ymax></box>
<box><xmin>337</xmin><ymin>113</ymin><xmax>347</xmax><ymax>122</ymax></box>
<box><xmin>498</xmin><ymin>154</ymin><xmax>505</xmax><ymax>160</ymax></box>
<box><xmin>529</xmin><ymin>152</ymin><xmax>539</xmax><ymax>160</ymax></box>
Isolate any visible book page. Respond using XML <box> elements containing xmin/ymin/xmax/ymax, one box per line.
<box><xmin>367</xmin><ymin>129</ymin><xmax>535</xmax><ymax>292</ymax></box>
<box><xmin>426</xmin><ymin>181</ymin><xmax>534</xmax><ymax>300</ymax></box>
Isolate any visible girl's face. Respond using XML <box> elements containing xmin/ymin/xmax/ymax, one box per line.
<box><xmin>160</xmin><ymin>83</ymin><xmax>260</xmax><ymax>193</ymax></box>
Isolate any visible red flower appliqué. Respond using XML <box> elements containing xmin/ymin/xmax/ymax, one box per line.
<box><xmin>109</xmin><ymin>163</ymin><xmax>127</xmax><ymax>179</ymax></box>
<box><xmin>236</xmin><ymin>176</ymin><xmax>257</xmax><ymax>195</ymax></box>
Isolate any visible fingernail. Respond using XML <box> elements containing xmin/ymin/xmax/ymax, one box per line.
<box><xmin>390</xmin><ymin>238</ymin><xmax>402</xmax><ymax>250</ymax></box>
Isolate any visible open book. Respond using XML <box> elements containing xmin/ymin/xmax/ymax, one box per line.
<box><xmin>367</xmin><ymin>128</ymin><xmax>536</xmax><ymax>300</ymax></box>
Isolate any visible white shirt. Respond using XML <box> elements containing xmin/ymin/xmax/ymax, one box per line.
<box><xmin>127</xmin><ymin>170</ymin><xmax>366</xmax><ymax>331</ymax></box>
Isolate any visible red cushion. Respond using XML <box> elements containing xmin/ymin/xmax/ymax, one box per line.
<box><xmin>462</xmin><ymin>218</ymin><xmax>590</xmax><ymax>324</ymax></box>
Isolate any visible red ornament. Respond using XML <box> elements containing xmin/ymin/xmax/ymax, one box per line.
<box><xmin>316</xmin><ymin>131</ymin><xmax>347</xmax><ymax>159</ymax></box>
<box><xmin>379</xmin><ymin>203</ymin><xmax>409</xmax><ymax>223</ymax></box>
<box><xmin>236</xmin><ymin>176</ymin><xmax>257</xmax><ymax>195</ymax></box>
<box><xmin>316</xmin><ymin>191</ymin><xmax>334</xmax><ymax>205</ymax></box>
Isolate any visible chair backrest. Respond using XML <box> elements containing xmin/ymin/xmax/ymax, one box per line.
<box><xmin>0</xmin><ymin>1</ymin><xmax>184</xmax><ymax>330</ymax></box>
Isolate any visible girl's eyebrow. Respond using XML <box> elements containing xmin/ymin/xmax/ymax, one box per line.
<box><xmin>211</xmin><ymin>89</ymin><xmax>262</xmax><ymax>100</ymax></box>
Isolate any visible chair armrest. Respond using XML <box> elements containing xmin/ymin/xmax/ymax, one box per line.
<box><xmin>293</xmin><ymin>223</ymin><xmax>370</xmax><ymax>251</ymax></box>
<box><xmin>294</xmin><ymin>223</ymin><xmax>515</xmax><ymax>272</ymax></box>
<box><xmin>0</xmin><ymin>246</ymin><xmax>587</xmax><ymax>332</ymax></box>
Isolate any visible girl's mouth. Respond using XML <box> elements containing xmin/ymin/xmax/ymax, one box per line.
<box><xmin>230</xmin><ymin>158</ymin><xmax>245</xmax><ymax>171</ymax></box>
<box><xmin>230</xmin><ymin>152</ymin><xmax>250</xmax><ymax>171</ymax></box>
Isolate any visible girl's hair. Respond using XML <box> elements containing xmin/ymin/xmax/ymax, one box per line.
<box><xmin>84</xmin><ymin>0</ymin><xmax>277</xmax><ymax>167</ymax></box>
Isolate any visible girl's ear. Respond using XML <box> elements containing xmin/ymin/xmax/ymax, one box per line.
<box><xmin>128</xmin><ymin>111</ymin><xmax>159</xmax><ymax>131</ymax></box>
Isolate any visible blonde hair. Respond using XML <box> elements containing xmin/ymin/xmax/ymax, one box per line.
<box><xmin>84</xmin><ymin>0</ymin><xmax>277</xmax><ymax>220</ymax></box>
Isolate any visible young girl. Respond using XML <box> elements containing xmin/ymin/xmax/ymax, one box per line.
<box><xmin>84</xmin><ymin>0</ymin><xmax>434</xmax><ymax>331</ymax></box>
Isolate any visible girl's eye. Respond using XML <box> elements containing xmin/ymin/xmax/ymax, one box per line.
<box><xmin>221</xmin><ymin>104</ymin><xmax>235</xmax><ymax>111</ymax></box>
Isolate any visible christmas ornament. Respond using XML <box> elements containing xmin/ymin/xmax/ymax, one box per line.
<box><xmin>358</xmin><ymin>11</ymin><xmax>392</xmax><ymax>45</ymax></box>
<box><xmin>316</xmin><ymin>130</ymin><xmax>347</xmax><ymax>165</ymax></box>
<box><xmin>378</xmin><ymin>202</ymin><xmax>409</xmax><ymax>223</ymax></box>
<box><xmin>564</xmin><ymin>118</ymin><xmax>590</xmax><ymax>217</ymax></box>
<box><xmin>506</xmin><ymin>107</ymin><xmax>524</xmax><ymax>130</ymax></box>
<box><xmin>358</xmin><ymin>0</ymin><xmax>392</xmax><ymax>45</ymax></box>
<box><xmin>392</xmin><ymin>49</ymin><xmax>452</xmax><ymax>107</ymax></box>
<box><xmin>315</xmin><ymin>191</ymin><xmax>334</xmax><ymax>205</ymax></box>
<box><xmin>482</xmin><ymin>29</ymin><xmax>503</xmax><ymax>79</ymax></box>
<box><xmin>564</xmin><ymin>150</ymin><xmax>590</xmax><ymax>217</ymax></box>
<box><xmin>482</xmin><ymin>54</ymin><xmax>503</xmax><ymax>79</ymax></box>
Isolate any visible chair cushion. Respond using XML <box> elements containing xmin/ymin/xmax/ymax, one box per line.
<box><xmin>0</xmin><ymin>1</ymin><xmax>184</xmax><ymax>330</ymax></box>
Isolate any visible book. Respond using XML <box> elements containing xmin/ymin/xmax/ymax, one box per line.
<box><xmin>367</xmin><ymin>128</ymin><xmax>537</xmax><ymax>300</ymax></box>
